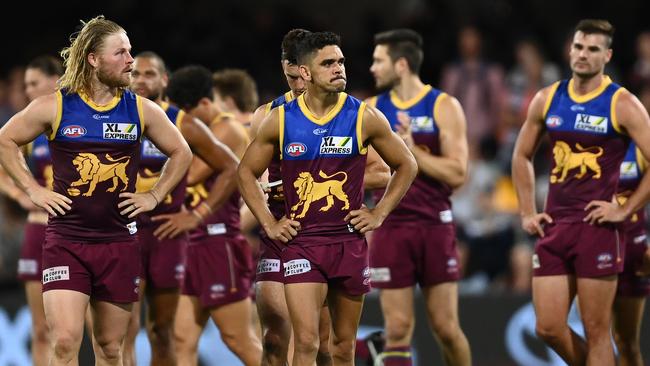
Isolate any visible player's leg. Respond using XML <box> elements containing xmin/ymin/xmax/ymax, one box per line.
<box><xmin>256</xmin><ymin>280</ymin><xmax>292</xmax><ymax>366</ymax></box>
<box><xmin>378</xmin><ymin>287</ymin><xmax>415</xmax><ymax>365</ymax></box>
<box><xmin>612</xmin><ymin>296</ymin><xmax>645</xmax><ymax>366</ymax></box>
<box><xmin>317</xmin><ymin>303</ymin><xmax>333</xmax><ymax>366</ymax></box>
<box><xmin>146</xmin><ymin>287</ymin><xmax>180</xmax><ymax>366</ymax></box>
<box><xmin>43</xmin><ymin>290</ymin><xmax>88</xmax><ymax>366</ymax></box>
<box><xmin>576</xmin><ymin>275</ymin><xmax>617</xmax><ymax>365</ymax></box>
<box><xmin>422</xmin><ymin>282</ymin><xmax>471</xmax><ymax>366</ymax></box>
<box><xmin>327</xmin><ymin>287</ymin><xmax>365</xmax><ymax>366</ymax></box>
<box><xmin>173</xmin><ymin>294</ymin><xmax>209</xmax><ymax>366</ymax></box>
<box><xmin>25</xmin><ymin>281</ymin><xmax>51</xmax><ymax>366</ymax></box>
<box><xmin>285</xmin><ymin>282</ymin><xmax>328</xmax><ymax>365</ymax></box>
<box><xmin>533</xmin><ymin>275</ymin><xmax>586</xmax><ymax>364</ymax></box>
<box><xmin>90</xmin><ymin>299</ymin><xmax>134</xmax><ymax>365</ymax></box>
<box><xmin>210</xmin><ymin>297</ymin><xmax>263</xmax><ymax>366</ymax></box>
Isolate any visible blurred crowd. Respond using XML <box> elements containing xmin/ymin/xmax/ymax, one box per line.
<box><xmin>2</xmin><ymin>26</ymin><xmax>650</xmax><ymax>294</ymax></box>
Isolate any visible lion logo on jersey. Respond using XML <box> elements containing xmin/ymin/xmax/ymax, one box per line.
<box><xmin>69</xmin><ymin>153</ymin><xmax>130</xmax><ymax>196</ymax></box>
<box><xmin>186</xmin><ymin>184</ymin><xmax>209</xmax><ymax>208</ymax></box>
<box><xmin>290</xmin><ymin>170</ymin><xmax>349</xmax><ymax>219</ymax></box>
<box><xmin>550</xmin><ymin>141</ymin><xmax>603</xmax><ymax>184</ymax></box>
<box><xmin>136</xmin><ymin>168</ymin><xmax>172</xmax><ymax>204</ymax></box>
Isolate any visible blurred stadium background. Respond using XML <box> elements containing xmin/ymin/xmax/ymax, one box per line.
<box><xmin>0</xmin><ymin>0</ymin><xmax>649</xmax><ymax>365</ymax></box>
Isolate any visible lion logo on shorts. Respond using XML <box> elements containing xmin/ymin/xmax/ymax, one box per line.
<box><xmin>290</xmin><ymin>170</ymin><xmax>349</xmax><ymax>219</ymax></box>
<box><xmin>550</xmin><ymin>141</ymin><xmax>603</xmax><ymax>184</ymax></box>
<box><xmin>69</xmin><ymin>153</ymin><xmax>130</xmax><ymax>196</ymax></box>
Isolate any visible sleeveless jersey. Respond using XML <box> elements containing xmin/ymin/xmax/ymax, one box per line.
<box><xmin>27</xmin><ymin>134</ymin><xmax>53</xmax><ymax>190</ymax></box>
<box><xmin>264</xmin><ymin>91</ymin><xmax>295</xmax><ymax>219</ymax></box>
<box><xmin>47</xmin><ymin>89</ymin><xmax>143</xmax><ymax>242</ymax></box>
<box><xmin>280</xmin><ymin>92</ymin><xmax>367</xmax><ymax>244</ymax></box>
<box><xmin>369</xmin><ymin>85</ymin><xmax>453</xmax><ymax>225</ymax></box>
<box><xmin>543</xmin><ymin>76</ymin><xmax>629</xmax><ymax>222</ymax></box>
<box><xmin>186</xmin><ymin>114</ymin><xmax>242</xmax><ymax>241</ymax></box>
<box><xmin>136</xmin><ymin>102</ymin><xmax>187</xmax><ymax>226</ymax></box>
<box><xmin>617</xmin><ymin>142</ymin><xmax>646</xmax><ymax>232</ymax></box>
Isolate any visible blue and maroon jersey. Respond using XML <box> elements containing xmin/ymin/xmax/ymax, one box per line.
<box><xmin>280</xmin><ymin>92</ymin><xmax>367</xmax><ymax>244</ymax></box>
<box><xmin>47</xmin><ymin>89</ymin><xmax>143</xmax><ymax>242</ymax></box>
<box><xmin>543</xmin><ymin>76</ymin><xmax>629</xmax><ymax>222</ymax></box>
<box><xmin>27</xmin><ymin>134</ymin><xmax>53</xmax><ymax>189</ymax></box>
<box><xmin>369</xmin><ymin>85</ymin><xmax>453</xmax><ymax>225</ymax></box>
<box><xmin>264</xmin><ymin>91</ymin><xmax>296</xmax><ymax>219</ymax></box>
<box><xmin>617</xmin><ymin>142</ymin><xmax>646</xmax><ymax>232</ymax></box>
<box><xmin>136</xmin><ymin>102</ymin><xmax>187</xmax><ymax>227</ymax></box>
<box><xmin>186</xmin><ymin>114</ymin><xmax>241</xmax><ymax>241</ymax></box>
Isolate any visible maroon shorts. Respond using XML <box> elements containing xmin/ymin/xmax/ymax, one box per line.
<box><xmin>182</xmin><ymin>234</ymin><xmax>253</xmax><ymax>308</ymax></box>
<box><xmin>369</xmin><ymin>223</ymin><xmax>460</xmax><ymax>288</ymax></box>
<box><xmin>255</xmin><ymin>235</ymin><xmax>284</xmax><ymax>283</ymax></box>
<box><xmin>279</xmin><ymin>238</ymin><xmax>370</xmax><ymax>296</ymax></box>
<box><xmin>17</xmin><ymin>222</ymin><xmax>46</xmax><ymax>281</ymax></box>
<box><xmin>42</xmin><ymin>234</ymin><xmax>141</xmax><ymax>303</ymax></box>
<box><xmin>533</xmin><ymin>222</ymin><xmax>623</xmax><ymax>278</ymax></box>
<box><xmin>139</xmin><ymin>225</ymin><xmax>187</xmax><ymax>290</ymax></box>
<box><xmin>617</xmin><ymin>229</ymin><xmax>650</xmax><ymax>297</ymax></box>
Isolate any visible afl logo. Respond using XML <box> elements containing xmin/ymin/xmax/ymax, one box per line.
<box><xmin>546</xmin><ymin>115</ymin><xmax>563</xmax><ymax>128</ymax></box>
<box><xmin>285</xmin><ymin>142</ymin><xmax>307</xmax><ymax>157</ymax></box>
<box><xmin>62</xmin><ymin>125</ymin><xmax>87</xmax><ymax>138</ymax></box>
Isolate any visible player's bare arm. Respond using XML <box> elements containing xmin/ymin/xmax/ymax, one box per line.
<box><xmin>363</xmin><ymin>146</ymin><xmax>390</xmax><ymax>190</ymax></box>
<box><xmin>585</xmin><ymin>90</ymin><xmax>650</xmax><ymax>224</ymax></box>
<box><xmin>346</xmin><ymin>105</ymin><xmax>417</xmax><ymax>233</ymax></box>
<box><xmin>152</xmin><ymin>114</ymin><xmax>240</xmax><ymax>239</ymax></box>
<box><xmin>397</xmin><ymin>94</ymin><xmax>468</xmax><ymax>189</ymax></box>
<box><xmin>119</xmin><ymin>98</ymin><xmax>192</xmax><ymax>218</ymax></box>
<box><xmin>249</xmin><ymin>103</ymin><xmax>269</xmax><ymax>140</ymax></box>
<box><xmin>238</xmin><ymin>108</ymin><xmax>300</xmax><ymax>243</ymax></box>
<box><xmin>512</xmin><ymin>87</ymin><xmax>554</xmax><ymax>237</ymax></box>
<box><xmin>0</xmin><ymin>94</ymin><xmax>71</xmax><ymax>216</ymax></box>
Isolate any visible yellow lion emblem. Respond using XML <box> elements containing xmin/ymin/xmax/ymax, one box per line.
<box><xmin>550</xmin><ymin>141</ymin><xmax>603</xmax><ymax>184</ymax></box>
<box><xmin>186</xmin><ymin>184</ymin><xmax>209</xmax><ymax>208</ymax></box>
<box><xmin>69</xmin><ymin>153</ymin><xmax>130</xmax><ymax>197</ymax></box>
<box><xmin>290</xmin><ymin>170</ymin><xmax>349</xmax><ymax>219</ymax></box>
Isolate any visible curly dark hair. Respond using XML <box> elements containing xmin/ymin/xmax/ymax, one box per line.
<box><xmin>166</xmin><ymin>65</ymin><xmax>213</xmax><ymax>110</ymax></box>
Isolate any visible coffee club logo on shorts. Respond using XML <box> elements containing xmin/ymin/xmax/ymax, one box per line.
<box><xmin>42</xmin><ymin>266</ymin><xmax>70</xmax><ymax>284</ymax></box>
<box><xmin>103</xmin><ymin>123</ymin><xmax>138</xmax><ymax>140</ymax></box>
<box><xmin>210</xmin><ymin>283</ymin><xmax>226</xmax><ymax>299</ymax></box>
<box><xmin>61</xmin><ymin>125</ymin><xmax>87</xmax><ymax>138</ymax></box>
<box><xmin>284</xmin><ymin>259</ymin><xmax>311</xmax><ymax>277</ymax></box>
<box><xmin>257</xmin><ymin>259</ymin><xmax>281</xmax><ymax>274</ymax></box>
<box><xmin>286</xmin><ymin>142</ymin><xmax>307</xmax><ymax>157</ymax></box>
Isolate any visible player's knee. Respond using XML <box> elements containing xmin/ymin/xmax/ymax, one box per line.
<box><xmin>432</xmin><ymin>320</ymin><xmax>462</xmax><ymax>346</ymax></box>
<box><xmin>293</xmin><ymin>330</ymin><xmax>319</xmax><ymax>354</ymax></box>
<box><xmin>385</xmin><ymin>315</ymin><xmax>413</xmax><ymax>343</ymax></box>
<box><xmin>330</xmin><ymin>338</ymin><xmax>355</xmax><ymax>362</ymax></box>
<box><xmin>51</xmin><ymin>332</ymin><xmax>81</xmax><ymax>360</ymax></box>
<box><xmin>148</xmin><ymin>322</ymin><xmax>174</xmax><ymax>348</ymax></box>
<box><xmin>581</xmin><ymin>317</ymin><xmax>610</xmax><ymax>339</ymax></box>
<box><xmin>95</xmin><ymin>338</ymin><xmax>122</xmax><ymax>361</ymax></box>
<box><xmin>535</xmin><ymin>322</ymin><xmax>564</xmax><ymax>343</ymax></box>
<box><xmin>262</xmin><ymin>330</ymin><xmax>289</xmax><ymax>357</ymax></box>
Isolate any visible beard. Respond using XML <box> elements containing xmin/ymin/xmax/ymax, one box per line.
<box><xmin>375</xmin><ymin>73</ymin><xmax>399</xmax><ymax>92</ymax></box>
<box><xmin>97</xmin><ymin>64</ymin><xmax>129</xmax><ymax>88</ymax></box>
